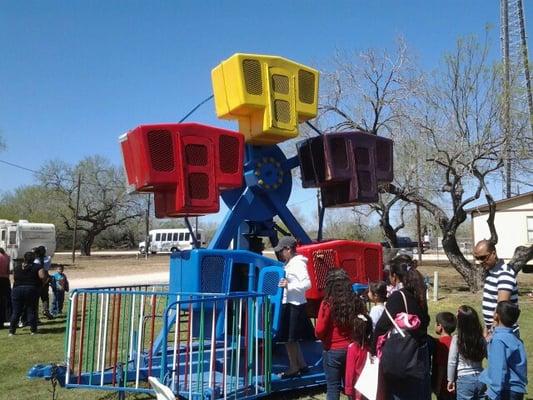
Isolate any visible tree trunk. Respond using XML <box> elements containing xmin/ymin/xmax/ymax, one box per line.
<box><xmin>509</xmin><ymin>244</ymin><xmax>533</xmax><ymax>273</ymax></box>
<box><xmin>381</xmin><ymin>220</ymin><xmax>399</xmax><ymax>247</ymax></box>
<box><xmin>81</xmin><ymin>233</ymin><xmax>96</xmax><ymax>256</ymax></box>
<box><xmin>441</xmin><ymin>234</ymin><xmax>483</xmax><ymax>291</ymax></box>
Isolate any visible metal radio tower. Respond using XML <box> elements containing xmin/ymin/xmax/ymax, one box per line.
<box><xmin>500</xmin><ymin>0</ymin><xmax>533</xmax><ymax>198</ymax></box>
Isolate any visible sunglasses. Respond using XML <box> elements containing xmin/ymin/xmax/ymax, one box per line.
<box><xmin>474</xmin><ymin>252</ymin><xmax>492</xmax><ymax>262</ymax></box>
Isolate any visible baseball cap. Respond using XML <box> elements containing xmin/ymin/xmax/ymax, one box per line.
<box><xmin>273</xmin><ymin>236</ymin><xmax>297</xmax><ymax>252</ymax></box>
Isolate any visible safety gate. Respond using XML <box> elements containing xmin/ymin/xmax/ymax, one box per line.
<box><xmin>64</xmin><ymin>289</ymin><xmax>272</xmax><ymax>399</ymax></box>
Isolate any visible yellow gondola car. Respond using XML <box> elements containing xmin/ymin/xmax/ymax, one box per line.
<box><xmin>212</xmin><ymin>53</ymin><xmax>319</xmax><ymax>145</ymax></box>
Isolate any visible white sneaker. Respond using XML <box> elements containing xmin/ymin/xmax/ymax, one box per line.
<box><xmin>8</xmin><ymin>333</ymin><xmax>14</xmax><ymax>337</ymax></box>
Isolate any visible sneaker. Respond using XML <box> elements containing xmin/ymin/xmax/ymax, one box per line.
<box><xmin>43</xmin><ymin>311</ymin><xmax>54</xmax><ymax>320</ymax></box>
<box><xmin>30</xmin><ymin>331</ymin><xmax>37</xmax><ymax>335</ymax></box>
<box><xmin>18</xmin><ymin>322</ymin><xmax>23</xmax><ymax>328</ymax></box>
<box><xmin>8</xmin><ymin>333</ymin><xmax>14</xmax><ymax>337</ymax></box>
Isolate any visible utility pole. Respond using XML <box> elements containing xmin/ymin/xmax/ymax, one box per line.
<box><xmin>517</xmin><ymin>0</ymin><xmax>533</xmax><ymax>135</ymax></box>
<box><xmin>71</xmin><ymin>173</ymin><xmax>82</xmax><ymax>263</ymax></box>
<box><xmin>317</xmin><ymin>189</ymin><xmax>325</xmax><ymax>241</ymax></box>
<box><xmin>501</xmin><ymin>0</ymin><xmax>512</xmax><ymax>198</ymax></box>
<box><xmin>416</xmin><ymin>204</ymin><xmax>422</xmax><ymax>262</ymax></box>
<box><xmin>500</xmin><ymin>0</ymin><xmax>533</xmax><ymax>197</ymax></box>
<box><xmin>145</xmin><ymin>194</ymin><xmax>150</xmax><ymax>259</ymax></box>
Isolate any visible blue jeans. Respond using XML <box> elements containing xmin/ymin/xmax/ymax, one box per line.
<box><xmin>51</xmin><ymin>290</ymin><xmax>65</xmax><ymax>315</ymax></box>
<box><xmin>10</xmin><ymin>285</ymin><xmax>39</xmax><ymax>334</ymax></box>
<box><xmin>322</xmin><ymin>349</ymin><xmax>347</xmax><ymax>400</ymax></box>
<box><xmin>456</xmin><ymin>374</ymin><xmax>485</xmax><ymax>400</ymax></box>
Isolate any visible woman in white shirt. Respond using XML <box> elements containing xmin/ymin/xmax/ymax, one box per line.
<box><xmin>275</xmin><ymin>236</ymin><xmax>314</xmax><ymax>378</ymax></box>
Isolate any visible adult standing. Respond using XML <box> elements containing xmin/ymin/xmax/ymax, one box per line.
<box><xmin>33</xmin><ymin>246</ymin><xmax>53</xmax><ymax>319</ymax></box>
<box><xmin>275</xmin><ymin>236</ymin><xmax>314</xmax><ymax>378</ymax></box>
<box><xmin>372</xmin><ymin>255</ymin><xmax>431</xmax><ymax>400</ymax></box>
<box><xmin>473</xmin><ymin>239</ymin><xmax>519</xmax><ymax>336</ymax></box>
<box><xmin>0</xmin><ymin>248</ymin><xmax>11</xmax><ymax>328</ymax></box>
<box><xmin>9</xmin><ymin>252</ymin><xmax>45</xmax><ymax>335</ymax></box>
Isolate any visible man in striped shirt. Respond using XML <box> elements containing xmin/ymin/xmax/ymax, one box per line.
<box><xmin>474</xmin><ymin>240</ymin><xmax>519</xmax><ymax>337</ymax></box>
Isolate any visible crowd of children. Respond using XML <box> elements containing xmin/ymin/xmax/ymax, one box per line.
<box><xmin>310</xmin><ymin>254</ymin><xmax>528</xmax><ymax>400</ymax></box>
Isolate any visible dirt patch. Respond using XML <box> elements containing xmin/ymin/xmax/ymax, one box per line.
<box><xmin>52</xmin><ymin>253</ymin><xmax>169</xmax><ymax>280</ymax></box>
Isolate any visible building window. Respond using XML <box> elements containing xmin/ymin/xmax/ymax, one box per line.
<box><xmin>528</xmin><ymin>216</ymin><xmax>533</xmax><ymax>242</ymax></box>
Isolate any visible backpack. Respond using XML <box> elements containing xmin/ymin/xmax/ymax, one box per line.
<box><xmin>380</xmin><ymin>291</ymin><xmax>428</xmax><ymax>380</ymax></box>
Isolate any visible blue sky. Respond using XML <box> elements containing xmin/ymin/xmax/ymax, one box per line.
<box><xmin>0</xmin><ymin>1</ymin><xmax>526</xmax><ymax>225</ymax></box>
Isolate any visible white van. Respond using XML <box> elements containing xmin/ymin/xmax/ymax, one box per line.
<box><xmin>139</xmin><ymin>228</ymin><xmax>206</xmax><ymax>254</ymax></box>
<box><xmin>0</xmin><ymin>219</ymin><xmax>56</xmax><ymax>270</ymax></box>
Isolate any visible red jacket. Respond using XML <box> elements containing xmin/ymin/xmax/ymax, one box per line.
<box><xmin>315</xmin><ymin>301</ymin><xmax>352</xmax><ymax>350</ymax></box>
<box><xmin>344</xmin><ymin>342</ymin><xmax>369</xmax><ymax>399</ymax></box>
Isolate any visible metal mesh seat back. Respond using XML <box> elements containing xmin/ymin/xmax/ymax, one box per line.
<box><xmin>320</xmin><ymin>178</ymin><xmax>360</xmax><ymax>207</ymax></box>
<box><xmin>297</xmin><ymin>139</ymin><xmax>318</xmax><ymax>188</ymax></box>
<box><xmin>261</xmin><ymin>270</ymin><xmax>282</xmax><ymax>296</ymax></box>
<box><xmin>323</xmin><ymin>134</ymin><xmax>357</xmax><ymax>182</ymax></box>
<box><xmin>200</xmin><ymin>255</ymin><xmax>228</xmax><ymax>293</ymax></box>
<box><xmin>312</xmin><ymin>249</ymin><xmax>337</xmax><ymax>290</ymax></box>
<box><xmin>257</xmin><ymin>266</ymin><xmax>285</xmax><ymax>336</ymax></box>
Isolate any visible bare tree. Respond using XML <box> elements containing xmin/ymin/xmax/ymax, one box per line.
<box><xmin>320</xmin><ymin>34</ymin><xmax>530</xmax><ymax>290</ymax></box>
<box><xmin>319</xmin><ymin>38</ymin><xmax>423</xmax><ymax>247</ymax></box>
<box><xmin>388</xmin><ymin>34</ymin><xmax>521</xmax><ymax>290</ymax></box>
<box><xmin>40</xmin><ymin>156</ymin><xmax>144</xmax><ymax>255</ymax></box>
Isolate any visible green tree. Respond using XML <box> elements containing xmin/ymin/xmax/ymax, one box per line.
<box><xmin>39</xmin><ymin>156</ymin><xmax>145</xmax><ymax>255</ymax></box>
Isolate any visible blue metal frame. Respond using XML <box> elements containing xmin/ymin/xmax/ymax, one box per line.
<box><xmin>211</xmin><ymin>145</ymin><xmax>311</xmax><ymax>250</ymax></box>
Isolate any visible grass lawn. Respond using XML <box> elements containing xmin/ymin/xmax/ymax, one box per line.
<box><xmin>1</xmin><ymin>266</ymin><xmax>532</xmax><ymax>400</ymax></box>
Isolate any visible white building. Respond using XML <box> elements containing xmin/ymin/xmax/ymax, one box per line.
<box><xmin>468</xmin><ymin>191</ymin><xmax>533</xmax><ymax>261</ymax></box>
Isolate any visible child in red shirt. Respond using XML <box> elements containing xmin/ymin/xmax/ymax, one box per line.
<box><xmin>432</xmin><ymin>312</ymin><xmax>457</xmax><ymax>400</ymax></box>
<box><xmin>344</xmin><ymin>309</ymin><xmax>373</xmax><ymax>400</ymax></box>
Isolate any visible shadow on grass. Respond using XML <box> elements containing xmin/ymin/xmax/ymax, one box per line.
<box><xmin>38</xmin><ymin>319</ymin><xmax>66</xmax><ymax>326</ymax></box>
<box><xmin>268</xmin><ymin>386</ymin><xmax>325</xmax><ymax>399</ymax></box>
<box><xmin>38</xmin><ymin>326</ymin><xmax>67</xmax><ymax>334</ymax></box>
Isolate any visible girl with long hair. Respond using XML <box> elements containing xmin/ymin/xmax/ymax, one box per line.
<box><xmin>372</xmin><ymin>255</ymin><xmax>431</xmax><ymax>400</ymax></box>
<box><xmin>345</xmin><ymin>289</ymin><xmax>373</xmax><ymax>400</ymax></box>
<box><xmin>447</xmin><ymin>305</ymin><xmax>486</xmax><ymax>400</ymax></box>
<box><xmin>316</xmin><ymin>269</ymin><xmax>371</xmax><ymax>400</ymax></box>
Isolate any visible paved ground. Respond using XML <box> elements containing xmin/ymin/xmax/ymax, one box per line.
<box><xmin>69</xmin><ymin>271</ymin><xmax>168</xmax><ymax>289</ymax></box>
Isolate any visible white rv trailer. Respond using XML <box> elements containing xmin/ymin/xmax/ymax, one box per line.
<box><xmin>0</xmin><ymin>220</ymin><xmax>56</xmax><ymax>270</ymax></box>
<box><xmin>138</xmin><ymin>228</ymin><xmax>206</xmax><ymax>254</ymax></box>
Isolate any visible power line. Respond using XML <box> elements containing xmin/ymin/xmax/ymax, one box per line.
<box><xmin>305</xmin><ymin>121</ymin><xmax>323</xmax><ymax>136</ymax></box>
<box><xmin>0</xmin><ymin>159</ymin><xmax>39</xmax><ymax>174</ymax></box>
<box><xmin>0</xmin><ymin>158</ymin><xmax>126</xmax><ymax>190</ymax></box>
<box><xmin>179</xmin><ymin>94</ymin><xmax>214</xmax><ymax>123</ymax></box>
